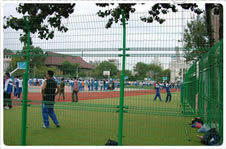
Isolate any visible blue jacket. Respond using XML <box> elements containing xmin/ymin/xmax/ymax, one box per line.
<box><xmin>4</xmin><ymin>78</ymin><xmax>13</xmax><ymax>94</ymax></box>
<box><xmin>155</xmin><ymin>84</ymin><xmax>160</xmax><ymax>93</ymax></box>
<box><xmin>165</xmin><ymin>84</ymin><xmax>171</xmax><ymax>93</ymax></box>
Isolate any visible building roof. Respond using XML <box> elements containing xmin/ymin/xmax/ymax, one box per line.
<box><xmin>4</xmin><ymin>50</ymin><xmax>15</xmax><ymax>56</ymax></box>
<box><xmin>45</xmin><ymin>51</ymin><xmax>95</xmax><ymax>69</ymax></box>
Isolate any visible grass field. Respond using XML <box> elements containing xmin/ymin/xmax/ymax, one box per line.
<box><xmin>3</xmin><ymin>92</ymin><xmax>204</xmax><ymax>146</ymax></box>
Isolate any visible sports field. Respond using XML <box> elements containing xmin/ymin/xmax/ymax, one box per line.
<box><xmin>4</xmin><ymin>89</ymin><xmax>203</xmax><ymax>146</ymax></box>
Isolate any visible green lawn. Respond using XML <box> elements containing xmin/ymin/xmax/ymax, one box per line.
<box><xmin>4</xmin><ymin>92</ymin><xmax>204</xmax><ymax>146</ymax></box>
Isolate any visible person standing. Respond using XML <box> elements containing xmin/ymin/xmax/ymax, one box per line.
<box><xmin>87</xmin><ymin>80</ymin><xmax>90</xmax><ymax>91</ymax></box>
<box><xmin>82</xmin><ymin>80</ymin><xmax>85</xmax><ymax>91</ymax></box>
<box><xmin>94</xmin><ymin>80</ymin><xmax>99</xmax><ymax>91</ymax></box>
<box><xmin>58</xmin><ymin>78</ymin><xmax>65</xmax><ymax>101</ymax></box>
<box><xmin>103</xmin><ymin>80</ymin><xmax>106</xmax><ymax>91</ymax></box>
<box><xmin>41</xmin><ymin>70</ymin><xmax>60</xmax><ymax>128</ymax></box>
<box><xmin>165</xmin><ymin>81</ymin><xmax>172</xmax><ymax>103</ymax></box>
<box><xmin>13</xmin><ymin>76</ymin><xmax>18</xmax><ymax>98</ymax></box>
<box><xmin>100</xmin><ymin>80</ymin><xmax>103</xmax><ymax>91</ymax></box>
<box><xmin>112</xmin><ymin>80</ymin><xmax>115</xmax><ymax>90</ymax></box>
<box><xmin>91</xmin><ymin>79</ymin><xmax>94</xmax><ymax>91</ymax></box>
<box><xmin>153</xmin><ymin>81</ymin><xmax>162</xmax><ymax>101</ymax></box>
<box><xmin>72</xmin><ymin>77</ymin><xmax>79</xmax><ymax>102</ymax></box>
<box><xmin>33</xmin><ymin>78</ymin><xmax>37</xmax><ymax>86</ymax></box>
<box><xmin>69</xmin><ymin>78</ymin><xmax>74</xmax><ymax>92</ymax></box>
<box><xmin>87</xmin><ymin>80</ymin><xmax>91</xmax><ymax>91</ymax></box>
<box><xmin>16</xmin><ymin>75</ymin><xmax>23</xmax><ymax>101</ymax></box>
<box><xmin>4</xmin><ymin>72</ymin><xmax>13</xmax><ymax>109</ymax></box>
<box><xmin>106</xmin><ymin>80</ymin><xmax>109</xmax><ymax>90</ymax></box>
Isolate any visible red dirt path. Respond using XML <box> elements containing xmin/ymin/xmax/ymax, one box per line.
<box><xmin>26</xmin><ymin>89</ymin><xmax>179</xmax><ymax>102</ymax></box>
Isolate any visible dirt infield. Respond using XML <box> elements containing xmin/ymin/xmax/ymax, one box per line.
<box><xmin>26</xmin><ymin>88</ymin><xmax>179</xmax><ymax>102</ymax></box>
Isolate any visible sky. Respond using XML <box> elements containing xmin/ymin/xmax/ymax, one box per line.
<box><xmin>3</xmin><ymin>2</ymin><xmax>206</xmax><ymax>70</ymax></box>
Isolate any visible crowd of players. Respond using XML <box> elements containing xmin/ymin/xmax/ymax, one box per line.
<box><xmin>28</xmin><ymin>78</ymin><xmax>118</xmax><ymax>91</ymax></box>
<box><xmin>4</xmin><ymin>72</ymin><xmax>179</xmax><ymax>109</ymax></box>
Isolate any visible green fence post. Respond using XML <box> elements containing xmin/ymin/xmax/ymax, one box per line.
<box><xmin>219</xmin><ymin>40</ymin><xmax>223</xmax><ymax>144</ymax></box>
<box><xmin>118</xmin><ymin>9</ymin><xmax>127</xmax><ymax>146</ymax></box>
<box><xmin>21</xmin><ymin>16</ymin><xmax>30</xmax><ymax>145</ymax></box>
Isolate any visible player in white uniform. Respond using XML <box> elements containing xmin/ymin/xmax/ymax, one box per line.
<box><xmin>17</xmin><ymin>75</ymin><xmax>23</xmax><ymax>100</ymax></box>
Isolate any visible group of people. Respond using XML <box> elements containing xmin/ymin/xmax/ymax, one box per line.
<box><xmin>153</xmin><ymin>81</ymin><xmax>172</xmax><ymax>103</ymax></box>
<box><xmin>28</xmin><ymin>78</ymin><xmax>45</xmax><ymax>86</ymax></box>
<box><xmin>4</xmin><ymin>70</ymin><xmax>173</xmax><ymax>129</ymax></box>
<box><xmin>68</xmin><ymin>79</ymin><xmax>115</xmax><ymax>92</ymax></box>
<box><xmin>3</xmin><ymin>73</ymin><xmax>23</xmax><ymax>109</ymax></box>
<box><xmin>13</xmin><ymin>75</ymin><xmax>23</xmax><ymax>100</ymax></box>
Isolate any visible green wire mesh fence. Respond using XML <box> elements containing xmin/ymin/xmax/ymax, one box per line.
<box><xmin>3</xmin><ymin>5</ymin><xmax>222</xmax><ymax>146</ymax></box>
<box><xmin>182</xmin><ymin>40</ymin><xmax>223</xmax><ymax>144</ymax></box>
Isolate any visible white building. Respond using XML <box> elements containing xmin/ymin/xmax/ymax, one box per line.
<box><xmin>151</xmin><ymin>57</ymin><xmax>162</xmax><ymax>67</ymax></box>
<box><xmin>169</xmin><ymin>56</ymin><xmax>190</xmax><ymax>83</ymax></box>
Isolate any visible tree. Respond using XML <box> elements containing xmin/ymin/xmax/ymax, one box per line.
<box><xmin>59</xmin><ymin>61</ymin><xmax>80</xmax><ymax>76</ymax></box>
<box><xmin>96</xmin><ymin>3</ymin><xmax>223</xmax><ymax>48</ymax></box>
<box><xmin>4</xmin><ymin>3</ymin><xmax>222</xmax><ymax>45</ymax></box>
<box><xmin>96</xmin><ymin>3</ymin><xmax>203</xmax><ymax>28</ymax></box>
<box><xmin>21</xmin><ymin>46</ymin><xmax>46</xmax><ymax>67</ymax></box>
<box><xmin>148</xmin><ymin>64</ymin><xmax>163</xmax><ymax>81</ymax></box>
<box><xmin>93</xmin><ymin>61</ymin><xmax>119</xmax><ymax>79</ymax></box>
<box><xmin>116</xmin><ymin>69</ymin><xmax>133</xmax><ymax>80</ymax></box>
<box><xmin>161</xmin><ymin>69</ymin><xmax>171</xmax><ymax>81</ymax></box>
<box><xmin>7</xmin><ymin>52</ymin><xmax>25</xmax><ymax>72</ymax></box>
<box><xmin>183</xmin><ymin>16</ymin><xmax>209</xmax><ymax>62</ymax></box>
<box><xmin>133</xmin><ymin>62</ymin><xmax>149</xmax><ymax>80</ymax></box>
<box><xmin>133</xmin><ymin>62</ymin><xmax>169</xmax><ymax>81</ymax></box>
<box><xmin>32</xmin><ymin>65</ymin><xmax>62</xmax><ymax>78</ymax></box>
<box><xmin>4</xmin><ymin>4</ymin><xmax>76</xmax><ymax>44</ymax></box>
<box><xmin>7</xmin><ymin>46</ymin><xmax>47</xmax><ymax>76</ymax></box>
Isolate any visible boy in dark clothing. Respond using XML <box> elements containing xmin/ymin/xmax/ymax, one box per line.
<box><xmin>41</xmin><ymin>70</ymin><xmax>60</xmax><ymax>128</ymax></box>
<box><xmin>165</xmin><ymin>81</ymin><xmax>172</xmax><ymax>102</ymax></box>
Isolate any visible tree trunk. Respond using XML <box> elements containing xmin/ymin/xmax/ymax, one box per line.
<box><xmin>219</xmin><ymin>4</ymin><xmax>223</xmax><ymax>40</ymax></box>
<box><xmin>205</xmin><ymin>4</ymin><xmax>215</xmax><ymax>47</ymax></box>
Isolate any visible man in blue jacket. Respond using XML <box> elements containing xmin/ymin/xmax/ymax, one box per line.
<box><xmin>91</xmin><ymin>79</ymin><xmax>94</xmax><ymax>91</ymax></box>
<box><xmin>4</xmin><ymin>72</ymin><xmax>13</xmax><ymax>109</ymax></box>
<box><xmin>153</xmin><ymin>81</ymin><xmax>162</xmax><ymax>101</ymax></box>
<box><xmin>165</xmin><ymin>81</ymin><xmax>172</xmax><ymax>102</ymax></box>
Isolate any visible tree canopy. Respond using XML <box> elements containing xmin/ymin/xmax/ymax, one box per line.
<box><xmin>96</xmin><ymin>3</ymin><xmax>203</xmax><ymax>28</ymax></box>
<box><xmin>183</xmin><ymin>16</ymin><xmax>209</xmax><ymax>62</ymax></box>
<box><xmin>4</xmin><ymin>3</ymin><xmax>222</xmax><ymax>43</ymax></box>
<box><xmin>92</xmin><ymin>61</ymin><xmax>119</xmax><ymax>79</ymax></box>
<box><xmin>7</xmin><ymin>46</ymin><xmax>46</xmax><ymax>76</ymax></box>
<box><xmin>133</xmin><ymin>62</ymin><xmax>170</xmax><ymax>81</ymax></box>
<box><xmin>4</xmin><ymin>4</ymin><xmax>75</xmax><ymax>44</ymax></box>
<box><xmin>59</xmin><ymin>61</ymin><xmax>80</xmax><ymax>76</ymax></box>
